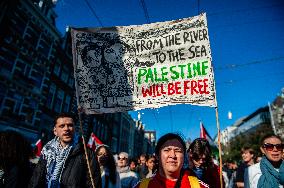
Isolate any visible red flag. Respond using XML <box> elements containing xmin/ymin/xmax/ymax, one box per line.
<box><xmin>200</xmin><ymin>122</ymin><xmax>207</xmax><ymax>139</ymax></box>
<box><xmin>35</xmin><ymin>139</ymin><xmax>42</xmax><ymax>157</ymax></box>
<box><xmin>200</xmin><ymin>122</ymin><xmax>216</xmax><ymax>147</ymax></box>
<box><xmin>87</xmin><ymin>133</ymin><xmax>103</xmax><ymax>151</ymax></box>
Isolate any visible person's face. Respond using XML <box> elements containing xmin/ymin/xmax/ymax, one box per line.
<box><xmin>104</xmin><ymin>44</ymin><xmax>123</xmax><ymax>65</ymax></box>
<box><xmin>97</xmin><ymin>147</ymin><xmax>108</xmax><ymax>166</ymax></box>
<box><xmin>159</xmin><ymin>139</ymin><xmax>184</xmax><ymax>178</ymax></box>
<box><xmin>190</xmin><ymin>154</ymin><xmax>206</xmax><ymax>168</ymax></box>
<box><xmin>241</xmin><ymin>150</ymin><xmax>254</xmax><ymax>163</ymax></box>
<box><xmin>117</xmin><ymin>153</ymin><xmax>128</xmax><ymax>168</ymax></box>
<box><xmin>129</xmin><ymin>161</ymin><xmax>136</xmax><ymax>171</ymax></box>
<box><xmin>256</xmin><ymin>156</ymin><xmax>262</xmax><ymax>163</ymax></box>
<box><xmin>261</xmin><ymin>137</ymin><xmax>283</xmax><ymax>163</ymax></box>
<box><xmin>140</xmin><ymin>156</ymin><xmax>146</xmax><ymax>165</ymax></box>
<box><xmin>87</xmin><ymin>49</ymin><xmax>101</xmax><ymax>66</ymax></box>
<box><xmin>54</xmin><ymin>117</ymin><xmax>75</xmax><ymax>147</ymax></box>
<box><xmin>146</xmin><ymin>157</ymin><xmax>156</xmax><ymax>170</ymax></box>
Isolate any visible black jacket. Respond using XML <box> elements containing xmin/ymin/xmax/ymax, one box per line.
<box><xmin>28</xmin><ymin>142</ymin><xmax>102</xmax><ymax>188</ymax></box>
<box><xmin>0</xmin><ymin>164</ymin><xmax>32</xmax><ymax>188</ymax></box>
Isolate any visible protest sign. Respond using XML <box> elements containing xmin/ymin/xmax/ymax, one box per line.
<box><xmin>71</xmin><ymin>13</ymin><xmax>216</xmax><ymax>114</ymax></box>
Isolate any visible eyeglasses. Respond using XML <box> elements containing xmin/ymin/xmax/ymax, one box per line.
<box><xmin>263</xmin><ymin>143</ymin><xmax>284</xmax><ymax>151</ymax></box>
<box><xmin>118</xmin><ymin>156</ymin><xmax>127</xmax><ymax>160</ymax></box>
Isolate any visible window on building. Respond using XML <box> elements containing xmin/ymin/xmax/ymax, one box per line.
<box><xmin>68</xmin><ymin>77</ymin><xmax>74</xmax><ymax>87</ymax></box>
<box><xmin>96</xmin><ymin>121</ymin><xmax>101</xmax><ymax>137</ymax></box>
<box><xmin>60</xmin><ymin>65</ymin><xmax>69</xmax><ymax>83</ymax></box>
<box><xmin>30</xmin><ymin>99</ymin><xmax>37</xmax><ymax>109</ymax></box>
<box><xmin>29</xmin><ymin>68</ymin><xmax>43</xmax><ymax>89</ymax></box>
<box><xmin>53</xmin><ymin>61</ymin><xmax>61</xmax><ymax>76</ymax></box>
<box><xmin>13</xmin><ymin>93</ymin><xmax>23</xmax><ymax>114</ymax></box>
<box><xmin>46</xmin><ymin>83</ymin><xmax>56</xmax><ymax>109</ymax></box>
<box><xmin>54</xmin><ymin>89</ymin><xmax>64</xmax><ymax>112</ymax></box>
<box><xmin>62</xmin><ymin>95</ymin><xmax>71</xmax><ymax>112</ymax></box>
<box><xmin>10</xmin><ymin>14</ymin><xmax>27</xmax><ymax>36</ymax></box>
<box><xmin>104</xmin><ymin>125</ymin><xmax>108</xmax><ymax>140</ymax></box>
<box><xmin>14</xmin><ymin>60</ymin><xmax>26</xmax><ymax>75</ymax></box>
<box><xmin>111</xmin><ymin>137</ymin><xmax>118</xmax><ymax>153</ymax></box>
<box><xmin>112</xmin><ymin>123</ymin><xmax>119</xmax><ymax>136</ymax></box>
<box><xmin>24</xmin><ymin>27</ymin><xmax>38</xmax><ymax>48</ymax></box>
<box><xmin>100</xmin><ymin>123</ymin><xmax>105</xmax><ymax>141</ymax></box>
<box><xmin>92</xmin><ymin>118</ymin><xmax>97</xmax><ymax>132</ymax></box>
<box><xmin>38</xmin><ymin>39</ymin><xmax>50</xmax><ymax>57</ymax></box>
<box><xmin>0</xmin><ymin>85</ymin><xmax>5</xmax><ymax>111</ymax></box>
<box><xmin>0</xmin><ymin>46</ymin><xmax>17</xmax><ymax>72</ymax></box>
<box><xmin>2</xmin><ymin>98</ymin><xmax>15</xmax><ymax>115</ymax></box>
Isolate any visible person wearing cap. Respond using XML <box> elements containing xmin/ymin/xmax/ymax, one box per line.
<box><xmin>96</xmin><ymin>145</ymin><xmax>121</xmax><ymax>188</ymax></box>
<box><xmin>117</xmin><ymin>152</ymin><xmax>138</xmax><ymax>188</ymax></box>
<box><xmin>135</xmin><ymin>133</ymin><xmax>209</xmax><ymax>188</ymax></box>
<box><xmin>244</xmin><ymin>134</ymin><xmax>284</xmax><ymax>188</ymax></box>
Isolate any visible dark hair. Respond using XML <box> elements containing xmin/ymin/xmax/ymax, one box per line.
<box><xmin>241</xmin><ymin>146</ymin><xmax>255</xmax><ymax>155</ymax></box>
<box><xmin>260</xmin><ymin>134</ymin><xmax>283</xmax><ymax>145</ymax></box>
<box><xmin>155</xmin><ymin>133</ymin><xmax>186</xmax><ymax>156</ymax></box>
<box><xmin>129</xmin><ymin>158</ymin><xmax>138</xmax><ymax>165</ymax></box>
<box><xmin>146</xmin><ymin>154</ymin><xmax>156</xmax><ymax>162</ymax></box>
<box><xmin>0</xmin><ymin>130</ymin><xmax>32</xmax><ymax>169</ymax></box>
<box><xmin>95</xmin><ymin>145</ymin><xmax>117</xmax><ymax>184</ymax></box>
<box><xmin>81</xmin><ymin>43</ymin><xmax>102</xmax><ymax>66</ymax></box>
<box><xmin>53</xmin><ymin>112</ymin><xmax>76</xmax><ymax>126</ymax></box>
<box><xmin>140</xmin><ymin>153</ymin><xmax>147</xmax><ymax>159</ymax></box>
<box><xmin>188</xmin><ymin>138</ymin><xmax>213</xmax><ymax>168</ymax></box>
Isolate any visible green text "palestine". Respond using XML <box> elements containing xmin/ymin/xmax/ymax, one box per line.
<box><xmin>137</xmin><ymin>60</ymin><xmax>209</xmax><ymax>84</ymax></box>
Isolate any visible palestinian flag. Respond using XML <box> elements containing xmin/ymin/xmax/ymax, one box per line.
<box><xmin>87</xmin><ymin>132</ymin><xmax>103</xmax><ymax>151</ymax></box>
<box><xmin>200</xmin><ymin>121</ymin><xmax>218</xmax><ymax>155</ymax></box>
<box><xmin>35</xmin><ymin>139</ymin><xmax>42</xmax><ymax>157</ymax></box>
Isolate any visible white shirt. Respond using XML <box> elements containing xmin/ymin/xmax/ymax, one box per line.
<box><xmin>245</xmin><ymin>162</ymin><xmax>283</xmax><ymax>188</ymax></box>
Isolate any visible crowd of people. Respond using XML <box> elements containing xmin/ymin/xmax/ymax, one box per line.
<box><xmin>0</xmin><ymin>112</ymin><xmax>283</xmax><ymax>188</ymax></box>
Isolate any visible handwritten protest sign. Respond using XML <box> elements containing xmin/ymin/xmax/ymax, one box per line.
<box><xmin>71</xmin><ymin>13</ymin><xmax>216</xmax><ymax>114</ymax></box>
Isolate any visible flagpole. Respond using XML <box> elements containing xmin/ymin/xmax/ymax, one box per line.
<box><xmin>78</xmin><ymin>108</ymin><xmax>96</xmax><ymax>188</ymax></box>
<box><xmin>72</xmin><ymin>29</ymin><xmax>95</xmax><ymax>188</ymax></box>
<box><xmin>215</xmin><ymin>106</ymin><xmax>223</xmax><ymax>188</ymax></box>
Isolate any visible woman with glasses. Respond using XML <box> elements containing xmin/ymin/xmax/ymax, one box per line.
<box><xmin>96</xmin><ymin>145</ymin><xmax>121</xmax><ymax>188</ymax></box>
<box><xmin>116</xmin><ymin>152</ymin><xmax>138</xmax><ymax>188</ymax></box>
<box><xmin>244</xmin><ymin>134</ymin><xmax>284</xmax><ymax>188</ymax></box>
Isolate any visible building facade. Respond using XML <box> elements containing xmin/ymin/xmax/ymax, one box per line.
<box><xmin>220</xmin><ymin>106</ymin><xmax>271</xmax><ymax>146</ymax></box>
<box><xmin>0</xmin><ymin>0</ymin><xmax>75</xmax><ymax>143</ymax></box>
<box><xmin>0</xmin><ymin>0</ymin><xmax>155</xmax><ymax>155</ymax></box>
<box><xmin>270</xmin><ymin>88</ymin><xmax>284</xmax><ymax>139</ymax></box>
<box><xmin>86</xmin><ymin>113</ymin><xmax>154</xmax><ymax>157</ymax></box>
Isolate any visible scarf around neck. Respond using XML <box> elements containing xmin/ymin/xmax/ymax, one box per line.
<box><xmin>257</xmin><ymin>156</ymin><xmax>284</xmax><ymax>188</ymax></box>
<box><xmin>117</xmin><ymin>166</ymin><xmax>130</xmax><ymax>173</ymax></box>
<box><xmin>193</xmin><ymin>167</ymin><xmax>204</xmax><ymax>180</ymax></box>
<box><xmin>41</xmin><ymin>135</ymin><xmax>78</xmax><ymax>188</ymax></box>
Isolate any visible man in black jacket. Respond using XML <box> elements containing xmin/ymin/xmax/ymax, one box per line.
<box><xmin>29</xmin><ymin>113</ymin><xmax>101</xmax><ymax>188</ymax></box>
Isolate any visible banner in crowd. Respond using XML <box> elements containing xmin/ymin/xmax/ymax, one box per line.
<box><xmin>71</xmin><ymin>13</ymin><xmax>216</xmax><ymax>114</ymax></box>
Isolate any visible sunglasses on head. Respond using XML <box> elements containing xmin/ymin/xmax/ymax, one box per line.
<box><xmin>118</xmin><ymin>156</ymin><xmax>127</xmax><ymax>160</ymax></box>
<box><xmin>262</xmin><ymin>143</ymin><xmax>284</xmax><ymax>151</ymax></box>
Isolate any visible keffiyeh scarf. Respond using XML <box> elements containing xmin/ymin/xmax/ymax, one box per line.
<box><xmin>41</xmin><ymin>136</ymin><xmax>78</xmax><ymax>188</ymax></box>
<box><xmin>257</xmin><ymin>156</ymin><xmax>284</xmax><ymax>188</ymax></box>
